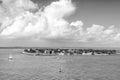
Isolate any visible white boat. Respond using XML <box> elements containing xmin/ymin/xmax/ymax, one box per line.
<box><xmin>8</xmin><ymin>55</ymin><xmax>13</xmax><ymax>61</ymax></box>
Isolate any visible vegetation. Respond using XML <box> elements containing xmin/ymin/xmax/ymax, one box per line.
<box><xmin>23</xmin><ymin>48</ymin><xmax>117</xmax><ymax>56</ymax></box>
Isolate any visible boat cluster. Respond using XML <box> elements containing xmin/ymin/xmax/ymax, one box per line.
<box><xmin>22</xmin><ymin>48</ymin><xmax>117</xmax><ymax>56</ymax></box>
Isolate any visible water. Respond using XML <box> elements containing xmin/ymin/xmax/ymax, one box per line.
<box><xmin>0</xmin><ymin>49</ymin><xmax>120</xmax><ymax>80</ymax></box>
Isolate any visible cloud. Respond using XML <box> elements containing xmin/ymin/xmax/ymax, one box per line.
<box><xmin>81</xmin><ymin>25</ymin><xmax>118</xmax><ymax>42</ymax></box>
<box><xmin>68</xmin><ymin>20</ymin><xmax>84</xmax><ymax>40</ymax></box>
<box><xmin>0</xmin><ymin>0</ymin><xmax>119</xmax><ymax>42</ymax></box>
<box><xmin>0</xmin><ymin>0</ymin><xmax>38</xmax><ymax>23</ymax></box>
<box><xmin>0</xmin><ymin>0</ymin><xmax>75</xmax><ymax>39</ymax></box>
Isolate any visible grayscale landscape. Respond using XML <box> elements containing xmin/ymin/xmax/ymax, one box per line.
<box><xmin>0</xmin><ymin>0</ymin><xmax>120</xmax><ymax>80</ymax></box>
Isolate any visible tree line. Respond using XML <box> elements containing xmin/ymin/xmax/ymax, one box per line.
<box><xmin>23</xmin><ymin>48</ymin><xmax>117</xmax><ymax>56</ymax></box>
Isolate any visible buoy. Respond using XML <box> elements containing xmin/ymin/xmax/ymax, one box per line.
<box><xmin>59</xmin><ymin>68</ymin><xmax>62</xmax><ymax>73</ymax></box>
<box><xmin>8</xmin><ymin>55</ymin><xmax>13</xmax><ymax>61</ymax></box>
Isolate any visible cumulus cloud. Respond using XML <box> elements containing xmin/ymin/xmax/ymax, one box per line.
<box><xmin>2</xmin><ymin>0</ymin><xmax>38</xmax><ymax>10</ymax></box>
<box><xmin>0</xmin><ymin>0</ymin><xmax>75</xmax><ymax>39</ymax></box>
<box><xmin>80</xmin><ymin>25</ymin><xmax>118</xmax><ymax>42</ymax></box>
<box><xmin>69</xmin><ymin>21</ymin><xmax>84</xmax><ymax>40</ymax></box>
<box><xmin>0</xmin><ymin>0</ymin><xmax>38</xmax><ymax>23</ymax></box>
<box><xmin>0</xmin><ymin>0</ymin><xmax>119</xmax><ymax>42</ymax></box>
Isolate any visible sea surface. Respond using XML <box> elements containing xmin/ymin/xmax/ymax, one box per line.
<box><xmin>0</xmin><ymin>49</ymin><xmax>120</xmax><ymax>80</ymax></box>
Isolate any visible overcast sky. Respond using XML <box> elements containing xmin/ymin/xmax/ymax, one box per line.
<box><xmin>0</xmin><ymin>0</ymin><xmax>120</xmax><ymax>47</ymax></box>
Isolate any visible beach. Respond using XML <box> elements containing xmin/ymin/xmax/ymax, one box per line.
<box><xmin>0</xmin><ymin>49</ymin><xmax>120</xmax><ymax>80</ymax></box>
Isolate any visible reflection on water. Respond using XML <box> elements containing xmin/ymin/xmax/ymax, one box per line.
<box><xmin>0</xmin><ymin>49</ymin><xmax>120</xmax><ymax>80</ymax></box>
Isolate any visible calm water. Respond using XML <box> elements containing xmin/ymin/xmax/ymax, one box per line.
<box><xmin>0</xmin><ymin>49</ymin><xmax>120</xmax><ymax>80</ymax></box>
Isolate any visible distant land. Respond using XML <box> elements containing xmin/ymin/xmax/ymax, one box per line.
<box><xmin>0</xmin><ymin>46</ymin><xmax>120</xmax><ymax>50</ymax></box>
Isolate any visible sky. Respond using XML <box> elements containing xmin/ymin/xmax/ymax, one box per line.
<box><xmin>0</xmin><ymin>0</ymin><xmax>120</xmax><ymax>47</ymax></box>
